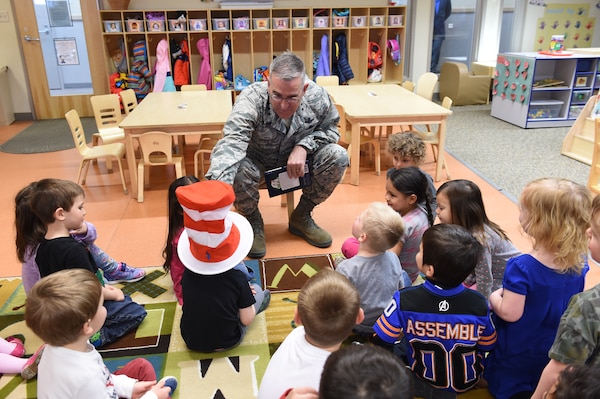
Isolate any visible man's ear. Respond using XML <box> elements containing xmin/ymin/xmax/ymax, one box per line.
<box><xmin>302</xmin><ymin>82</ymin><xmax>309</xmax><ymax>94</ymax></box>
<box><xmin>356</xmin><ymin>308</ymin><xmax>365</xmax><ymax>325</ymax></box>
<box><xmin>53</xmin><ymin>207</ymin><xmax>66</xmax><ymax>221</ymax></box>
<box><xmin>293</xmin><ymin>306</ymin><xmax>302</xmax><ymax>326</ymax></box>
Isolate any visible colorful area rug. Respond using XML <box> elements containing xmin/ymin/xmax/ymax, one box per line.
<box><xmin>0</xmin><ymin>255</ymin><xmax>335</xmax><ymax>399</ymax></box>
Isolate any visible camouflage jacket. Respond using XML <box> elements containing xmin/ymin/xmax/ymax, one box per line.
<box><xmin>548</xmin><ymin>284</ymin><xmax>600</xmax><ymax>365</ymax></box>
<box><xmin>205</xmin><ymin>80</ymin><xmax>340</xmax><ymax>184</ymax></box>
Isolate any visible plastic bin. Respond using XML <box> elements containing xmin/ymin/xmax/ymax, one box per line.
<box><xmin>190</xmin><ymin>19</ymin><xmax>207</xmax><ymax>31</ymax></box>
<box><xmin>528</xmin><ymin>100</ymin><xmax>564</xmax><ymax>119</ymax></box>
<box><xmin>212</xmin><ymin>18</ymin><xmax>229</xmax><ymax>30</ymax></box>
<box><xmin>273</xmin><ymin>17</ymin><xmax>289</xmax><ymax>29</ymax></box>
<box><xmin>253</xmin><ymin>18</ymin><xmax>269</xmax><ymax>29</ymax></box>
<box><xmin>571</xmin><ymin>90</ymin><xmax>591</xmax><ymax>104</ymax></box>
<box><xmin>103</xmin><ymin>20</ymin><xmax>122</xmax><ymax>32</ymax></box>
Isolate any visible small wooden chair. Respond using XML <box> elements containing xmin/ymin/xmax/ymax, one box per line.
<box><xmin>181</xmin><ymin>84</ymin><xmax>208</xmax><ymax>91</ymax></box>
<box><xmin>315</xmin><ymin>76</ymin><xmax>339</xmax><ymax>86</ymax></box>
<box><xmin>137</xmin><ymin>131</ymin><xmax>186</xmax><ymax>202</ymax></box>
<box><xmin>120</xmin><ymin>89</ymin><xmax>138</xmax><ymax>116</ymax></box>
<box><xmin>335</xmin><ymin>103</ymin><xmax>381</xmax><ymax>180</ymax></box>
<box><xmin>65</xmin><ymin>109</ymin><xmax>128</xmax><ymax>194</ymax></box>
<box><xmin>90</xmin><ymin>93</ymin><xmax>125</xmax><ymax>146</ymax></box>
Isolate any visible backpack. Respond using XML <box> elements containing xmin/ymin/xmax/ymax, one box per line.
<box><xmin>368</xmin><ymin>42</ymin><xmax>383</xmax><ymax>69</ymax></box>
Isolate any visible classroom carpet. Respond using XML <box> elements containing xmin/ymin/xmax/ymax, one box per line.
<box><xmin>0</xmin><ymin>254</ymin><xmax>492</xmax><ymax>399</ymax></box>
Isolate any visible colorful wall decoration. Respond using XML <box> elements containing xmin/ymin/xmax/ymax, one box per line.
<box><xmin>493</xmin><ymin>54</ymin><xmax>534</xmax><ymax>102</ymax></box>
<box><xmin>535</xmin><ymin>4</ymin><xmax>596</xmax><ymax>51</ymax></box>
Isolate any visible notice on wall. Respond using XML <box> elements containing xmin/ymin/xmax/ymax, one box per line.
<box><xmin>535</xmin><ymin>4</ymin><xmax>596</xmax><ymax>51</ymax></box>
<box><xmin>54</xmin><ymin>38</ymin><xmax>79</xmax><ymax>65</ymax></box>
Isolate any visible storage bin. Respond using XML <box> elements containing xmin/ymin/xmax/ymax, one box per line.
<box><xmin>147</xmin><ymin>20</ymin><xmax>165</xmax><ymax>32</ymax></box>
<box><xmin>292</xmin><ymin>17</ymin><xmax>308</xmax><ymax>28</ymax></box>
<box><xmin>569</xmin><ymin>105</ymin><xmax>585</xmax><ymax>119</ymax></box>
<box><xmin>370</xmin><ymin>15</ymin><xmax>384</xmax><ymax>27</ymax></box>
<box><xmin>189</xmin><ymin>19</ymin><xmax>207</xmax><ymax>31</ymax></box>
<box><xmin>332</xmin><ymin>16</ymin><xmax>348</xmax><ymax>27</ymax></box>
<box><xmin>528</xmin><ymin>100</ymin><xmax>564</xmax><ymax>119</ymax></box>
<box><xmin>233</xmin><ymin>17</ymin><xmax>250</xmax><ymax>30</ymax></box>
<box><xmin>253</xmin><ymin>18</ymin><xmax>269</xmax><ymax>29</ymax></box>
<box><xmin>575</xmin><ymin>74</ymin><xmax>592</xmax><ymax>87</ymax></box>
<box><xmin>571</xmin><ymin>90</ymin><xmax>591</xmax><ymax>104</ymax></box>
<box><xmin>212</xmin><ymin>18</ymin><xmax>229</xmax><ymax>30</ymax></box>
<box><xmin>104</xmin><ymin>20</ymin><xmax>122</xmax><ymax>32</ymax></box>
<box><xmin>168</xmin><ymin>19</ymin><xmax>186</xmax><ymax>31</ymax></box>
<box><xmin>273</xmin><ymin>17</ymin><xmax>289</xmax><ymax>29</ymax></box>
<box><xmin>388</xmin><ymin>15</ymin><xmax>403</xmax><ymax>26</ymax></box>
<box><xmin>313</xmin><ymin>16</ymin><xmax>329</xmax><ymax>28</ymax></box>
<box><xmin>352</xmin><ymin>16</ymin><xmax>366</xmax><ymax>27</ymax></box>
<box><xmin>126</xmin><ymin>19</ymin><xmax>144</xmax><ymax>32</ymax></box>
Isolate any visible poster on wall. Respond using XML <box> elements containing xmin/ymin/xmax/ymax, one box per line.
<box><xmin>535</xmin><ymin>4</ymin><xmax>595</xmax><ymax>51</ymax></box>
<box><xmin>54</xmin><ymin>38</ymin><xmax>79</xmax><ymax>65</ymax></box>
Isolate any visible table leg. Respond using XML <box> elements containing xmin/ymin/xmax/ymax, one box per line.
<box><xmin>124</xmin><ymin>130</ymin><xmax>138</xmax><ymax>198</ymax></box>
<box><xmin>435</xmin><ymin>118</ymin><xmax>448</xmax><ymax>182</ymax></box>
<box><xmin>350</xmin><ymin>122</ymin><xmax>361</xmax><ymax>186</ymax></box>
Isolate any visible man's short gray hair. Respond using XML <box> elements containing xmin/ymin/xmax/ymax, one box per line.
<box><xmin>269</xmin><ymin>51</ymin><xmax>306</xmax><ymax>81</ymax></box>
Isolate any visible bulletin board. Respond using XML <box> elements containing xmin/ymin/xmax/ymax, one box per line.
<box><xmin>535</xmin><ymin>4</ymin><xmax>596</xmax><ymax>51</ymax></box>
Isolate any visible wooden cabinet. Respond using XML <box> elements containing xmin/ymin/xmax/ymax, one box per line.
<box><xmin>99</xmin><ymin>6</ymin><xmax>406</xmax><ymax>93</ymax></box>
<box><xmin>491</xmin><ymin>52</ymin><xmax>600</xmax><ymax>128</ymax></box>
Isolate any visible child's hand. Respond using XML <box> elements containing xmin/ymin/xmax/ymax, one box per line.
<box><xmin>69</xmin><ymin>223</ymin><xmax>88</xmax><ymax>235</ymax></box>
<box><xmin>131</xmin><ymin>380</ymin><xmax>155</xmax><ymax>399</ymax></box>
<box><xmin>103</xmin><ymin>285</ymin><xmax>125</xmax><ymax>301</ymax></box>
<box><xmin>250</xmin><ymin>282</ymin><xmax>257</xmax><ymax>295</ymax></box>
<box><xmin>148</xmin><ymin>379</ymin><xmax>173</xmax><ymax>399</ymax></box>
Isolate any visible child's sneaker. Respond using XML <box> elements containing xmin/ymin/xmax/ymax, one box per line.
<box><xmin>257</xmin><ymin>289</ymin><xmax>271</xmax><ymax>314</ymax></box>
<box><xmin>21</xmin><ymin>344</ymin><xmax>45</xmax><ymax>380</ymax></box>
<box><xmin>104</xmin><ymin>263</ymin><xmax>146</xmax><ymax>284</ymax></box>
<box><xmin>159</xmin><ymin>376</ymin><xmax>178</xmax><ymax>397</ymax></box>
<box><xmin>6</xmin><ymin>335</ymin><xmax>26</xmax><ymax>358</ymax></box>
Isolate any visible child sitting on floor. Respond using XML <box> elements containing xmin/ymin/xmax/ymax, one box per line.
<box><xmin>15</xmin><ymin>181</ymin><xmax>145</xmax><ymax>295</ymax></box>
<box><xmin>176</xmin><ymin>180</ymin><xmax>270</xmax><ymax>352</ymax></box>
<box><xmin>258</xmin><ymin>269</ymin><xmax>364</xmax><ymax>399</ymax></box>
<box><xmin>26</xmin><ymin>269</ymin><xmax>177</xmax><ymax>399</ymax></box>
<box><xmin>335</xmin><ymin>202</ymin><xmax>408</xmax><ymax>334</ymax></box>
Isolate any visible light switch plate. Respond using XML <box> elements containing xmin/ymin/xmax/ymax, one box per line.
<box><xmin>0</xmin><ymin>10</ymin><xmax>9</xmax><ymax>23</ymax></box>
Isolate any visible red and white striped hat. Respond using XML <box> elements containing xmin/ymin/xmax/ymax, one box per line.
<box><xmin>176</xmin><ymin>180</ymin><xmax>252</xmax><ymax>275</ymax></box>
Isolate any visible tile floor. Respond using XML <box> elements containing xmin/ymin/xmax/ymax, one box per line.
<box><xmin>0</xmin><ymin>121</ymin><xmax>531</xmax><ymax>279</ymax></box>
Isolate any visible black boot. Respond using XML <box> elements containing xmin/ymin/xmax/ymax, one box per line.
<box><xmin>288</xmin><ymin>198</ymin><xmax>332</xmax><ymax>248</ymax></box>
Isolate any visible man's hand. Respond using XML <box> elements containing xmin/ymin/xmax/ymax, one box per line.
<box><xmin>287</xmin><ymin>146</ymin><xmax>308</xmax><ymax>178</ymax></box>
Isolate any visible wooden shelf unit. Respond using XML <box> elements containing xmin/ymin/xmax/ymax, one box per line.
<box><xmin>99</xmin><ymin>6</ymin><xmax>406</xmax><ymax>92</ymax></box>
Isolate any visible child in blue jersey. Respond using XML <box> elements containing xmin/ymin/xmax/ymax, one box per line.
<box><xmin>436</xmin><ymin>179</ymin><xmax>520</xmax><ymax>298</ymax></box>
<box><xmin>374</xmin><ymin>224</ymin><xmax>497</xmax><ymax>399</ymax></box>
<box><xmin>485</xmin><ymin>178</ymin><xmax>591</xmax><ymax>399</ymax></box>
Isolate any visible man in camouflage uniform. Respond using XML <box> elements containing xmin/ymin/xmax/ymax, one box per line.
<box><xmin>206</xmin><ymin>51</ymin><xmax>348</xmax><ymax>258</ymax></box>
<box><xmin>531</xmin><ymin>284</ymin><xmax>600</xmax><ymax>398</ymax></box>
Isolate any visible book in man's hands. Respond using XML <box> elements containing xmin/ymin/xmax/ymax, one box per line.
<box><xmin>264</xmin><ymin>161</ymin><xmax>312</xmax><ymax>197</ymax></box>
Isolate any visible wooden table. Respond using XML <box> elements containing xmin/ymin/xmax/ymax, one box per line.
<box><xmin>324</xmin><ymin>84</ymin><xmax>452</xmax><ymax>185</ymax></box>
<box><xmin>120</xmin><ymin>90</ymin><xmax>233</xmax><ymax>198</ymax></box>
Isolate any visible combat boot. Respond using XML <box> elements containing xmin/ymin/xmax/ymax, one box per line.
<box><xmin>288</xmin><ymin>198</ymin><xmax>332</xmax><ymax>248</ymax></box>
<box><xmin>246</xmin><ymin>209</ymin><xmax>266</xmax><ymax>258</ymax></box>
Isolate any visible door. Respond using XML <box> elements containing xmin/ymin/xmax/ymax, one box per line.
<box><xmin>13</xmin><ymin>0</ymin><xmax>106</xmax><ymax>119</ymax></box>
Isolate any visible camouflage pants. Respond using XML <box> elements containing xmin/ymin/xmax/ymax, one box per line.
<box><xmin>232</xmin><ymin>143</ymin><xmax>349</xmax><ymax>216</ymax></box>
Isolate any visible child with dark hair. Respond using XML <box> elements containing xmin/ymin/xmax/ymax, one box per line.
<box><xmin>259</xmin><ymin>269</ymin><xmax>363</xmax><ymax>399</ymax></box>
<box><xmin>336</xmin><ymin>202</ymin><xmax>408</xmax><ymax>334</ymax></box>
<box><xmin>28</xmin><ymin>178</ymin><xmax>146</xmax><ymax>348</ymax></box>
<box><xmin>374</xmin><ymin>224</ymin><xmax>496</xmax><ymax>399</ymax></box>
<box><xmin>319</xmin><ymin>343</ymin><xmax>414</xmax><ymax>399</ymax></box>
<box><xmin>16</xmin><ymin>182</ymin><xmax>144</xmax><ymax>295</ymax></box>
<box><xmin>542</xmin><ymin>364</ymin><xmax>600</xmax><ymax>399</ymax></box>
<box><xmin>436</xmin><ymin>179</ymin><xmax>520</xmax><ymax>297</ymax></box>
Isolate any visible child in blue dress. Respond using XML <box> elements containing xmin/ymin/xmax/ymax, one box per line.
<box><xmin>484</xmin><ymin>178</ymin><xmax>591</xmax><ymax>399</ymax></box>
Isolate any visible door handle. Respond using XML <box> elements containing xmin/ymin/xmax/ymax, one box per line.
<box><xmin>38</xmin><ymin>28</ymin><xmax>50</xmax><ymax>34</ymax></box>
<box><xmin>24</xmin><ymin>35</ymin><xmax>40</xmax><ymax>42</ymax></box>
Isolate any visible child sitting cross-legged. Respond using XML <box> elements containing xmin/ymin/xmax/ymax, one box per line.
<box><xmin>374</xmin><ymin>224</ymin><xmax>497</xmax><ymax>399</ymax></box>
<box><xmin>258</xmin><ymin>269</ymin><xmax>364</xmax><ymax>399</ymax></box>
<box><xmin>335</xmin><ymin>202</ymin><xmax>409</xmax><ymax>335</ymax></box>
<box><xmin>26</xmin><ymin>268</ymin><xmax>177</xmax><ymax>399</ymax></box>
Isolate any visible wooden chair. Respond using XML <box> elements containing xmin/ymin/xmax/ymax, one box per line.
<box><xmin>137</xmin><ymin>131</ymin><xmax>186</xmax><ymax>202</ymax></box>
<box><xmin>65</xmin><ymin>109</ymin><xmax>128</xmax><ymax>194</ymax></box>
<box><xmin>315</xmin><ymin>76</ymin><xmax>339</xmax><ymax>86</ymax></box>
<box><xmin>90</xmin><ymin>93</ymin><xmax>125</xmax><ymax>146</ymax></box>
<box><xmin>401</xmin><ymin>80</ymin><xmax>415</xmax><ymax>92</ymax></box>
<box><xmin>335</xmin><ymin>103</ymin><xmax>381</xmax><ymax>179</ymax></box>
<box><xmin>413</xmin><ymin>96</ymin><xmax>453</xmax><ymax>180</ymax></box>
<box><xmin>588</xmin><ymin>118</ymin><xmax>600</xmax><ymax>195</ymax></box>
<box><xmin>181</xmin><ymin>84</ymin><xmax>207</xmax><ymax>91</ymax></box>
<box><xmin>415</xmin><ymin>72</ymin><xmax>438</xmax><ymax>101</ymax></box>
<box><xmin>120</xmin><ymin>89</ymin><xmax>138</xmax><ymax>116</ymax></box>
